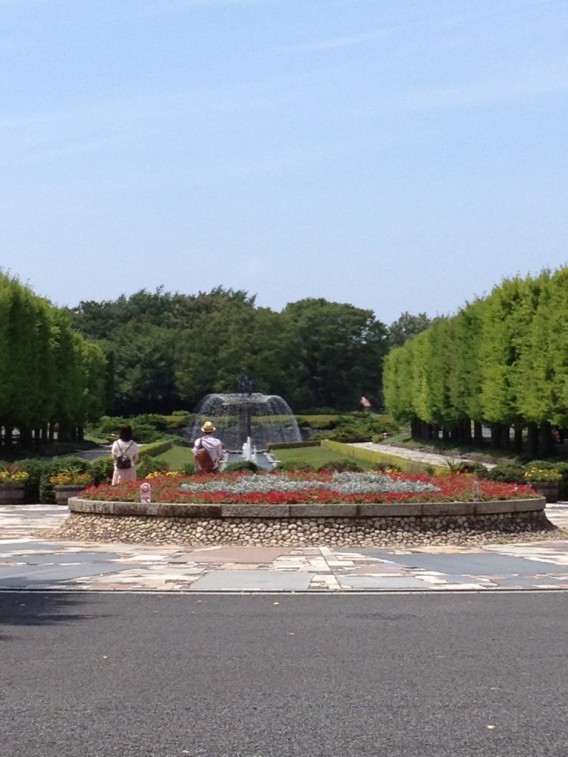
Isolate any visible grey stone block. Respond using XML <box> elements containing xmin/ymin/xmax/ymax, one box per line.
<box><xmin>359</xmin><ymin>503</ymin><xmax>422</xmax><ymax>517</ymax></box>
<box><xmin>289</xmin><ymin>504</ymin><xmax>358</xmax><ymax>517</ymax></box>
<box><xmin>220</xmin><ymin>504</ymin><xmax>290</xmax><ymax>518</ymax></box>
<box><xmin>475</xmin><ymin>499</ymin><xmax>543</xmax><ymax>515</ymax></box>
<box><xmin>512</xmin><ymin>498</ymin><xmax>546</xmax><ymax>512</ymax></box>
<box><xmin>153</xmin><ymin>504</ymin><xmax>222</xmax><ymax>518</ymax></box>
<box><xmin>425</xmin><ymin>502</ymin><xmax>469</xmax><ymax>517</ymax></box>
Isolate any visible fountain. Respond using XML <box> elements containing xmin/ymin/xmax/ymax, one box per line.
<box><xmin>187</xmin><ymin>376</ymin><xmax>302</xmax><ymax>470</ymax></box>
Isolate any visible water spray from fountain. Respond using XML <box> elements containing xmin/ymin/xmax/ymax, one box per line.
<box><xmin>188</xmin><ymin>375</ymin><xmax>302</xmax><ymax>470</ymax></box>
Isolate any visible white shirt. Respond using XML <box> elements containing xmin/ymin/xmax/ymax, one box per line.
<box><xmin>111</xmin><ymin>439</ymin><xmax>139</xmax><ymax>465</ymax></box>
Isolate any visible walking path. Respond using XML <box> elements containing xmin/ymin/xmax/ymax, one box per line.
<box><xmin>350</xmin><ymin>441</ymin><xmax>496</xmax><ymax>468</ymax></box>
<box><xmin>0</xmin><ymin>442</ymin><xmax>565</xmax><ymax>593</ymax></box>
<box><xmin>0</xmin><ymin>503</ymin><xmax>566</xmax><ymax>593</ymax></box>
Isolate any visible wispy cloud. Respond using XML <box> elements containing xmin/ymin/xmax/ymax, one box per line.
<box><xmin>273</xmin><ymin>25</ymin><xmax>409</xmax><ymax>54</ymax></box>
<box><xmin>145</xmin><ymin>0</ymin><xmax>276</xmax><ymax>13</ymax></box>
<box><xmin>381</xmin><ymin>63</ymin><xmax>568</xmax><ymax>115</ymax></box>
<box><xmin>323</xmin><ymin>62</ymin><xmax>568</xmax><ymax>129</ymax></box>
<box><xmin>0</xmin><ymin>82</ymin><xmax>277</xmax><ymax>167</ymax></box>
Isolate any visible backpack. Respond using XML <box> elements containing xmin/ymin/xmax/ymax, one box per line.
<box><xmin>116</xmin><ymin>441</ymin><xmax>133</xmax><ymax>470</ymax></box>
<box><xmin>195</xmin><ymin>441</ymin><xmax>215</xmax><ymax>473</ymax></box>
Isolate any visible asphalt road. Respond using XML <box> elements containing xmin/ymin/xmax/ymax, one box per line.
<box><xmin>1</xmin><ymin>593</ymin><xmax>566</xmax><ymax>757</ymax></box>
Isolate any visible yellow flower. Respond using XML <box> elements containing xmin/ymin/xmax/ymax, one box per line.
<box><xmin>146</xmin><ymin>470</ymin><xmax>183</xmax><ymax>480</ymax></box>
<box><xmin>524</xmin><ymin>468</ymin><xmax>561</xmax><ymax>483</ymax></box>
<box><xmin>49</xmin><ymin>472</ymin><xmax>94</xmax><ymax>486</ymax></box>
<box><xmin>0</xmin><ymin>470</ymin><xmax>29</xmax><ymax>484</ymax></box>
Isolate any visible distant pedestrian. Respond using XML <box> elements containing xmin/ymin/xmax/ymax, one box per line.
<box><xmin>193</xmin><ymin>421</ymin><xmax>224</xmax><ymax>473</ymax></box>
<box><xmin>111</xmin><ymin>425</ymin><xmax>140</xmax><ymax>485</ymax></box>
<box><xmin>360</xmin><ymin>396</ymin><xmax>371</xmax><ymax>411</ymax></box>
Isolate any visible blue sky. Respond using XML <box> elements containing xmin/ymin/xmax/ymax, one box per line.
<box><xmin>1</xmin><ymin>0</ymin><xmax>567</xmax><ymax>324</ymax></box>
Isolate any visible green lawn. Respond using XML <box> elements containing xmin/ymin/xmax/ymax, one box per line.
<box><xmin>154</xmin><ymin>444</ymin><xmax>194</xmax><ymax>470</ymax></box>
<box><xmin>273</xmin><ymin>445</ymin><xmax>375</xmax><ymax>469</ymax></box>
<box><xmin>154</xmin><ymin>443</ymin><xmax>372</xmax><ymax>470</ymax></box>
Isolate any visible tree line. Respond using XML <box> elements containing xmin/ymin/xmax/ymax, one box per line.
<box><xmin>0</xmin><ymin>273</ymin><xmax>108</xmax><ymax>448</ymax></box>
<box><xmin>69</xmin><ymin>287</ymin><xmax>417</xmax><ymax>415</ymax></box>
<box><xmin>1</xmin><ymin>272</ymin><xmax>432</xmax><ymax>446</ymax></box>
<box><xmin>383</xmin><ymin>267</ymin><xmax>568</xmax><ymax>457</ymax></box>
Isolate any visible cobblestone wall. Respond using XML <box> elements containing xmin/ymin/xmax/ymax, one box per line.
<box><xmin>55</xmin><ymin>510</ymin><xmax>557</xmax><ymax>548</ymax></box>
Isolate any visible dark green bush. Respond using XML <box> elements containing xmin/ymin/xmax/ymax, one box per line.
<box><xmin>223</xmin><ymin>461</ymin><xmax>260</xmax><ymax>474</ymax></box>
<box><xmin>527</xmin><ymin>460</ymin><xmax>568</xmax><ymax>498</ymax></box>
<box><xmin>372</xmin><ymin>461</ymin><xmax>402</xmax><ymax>473</ymax></box>
<box><xmin>90</xmin><ymin>456</ymin><xmax>114</xmax><ymax>485</ymax></box>
<box><xmin>317</xmin><ymin>459</ymin><xmax>363</xmax><ymax>472</ymax></box>
<box><xmin>39</xmin><ymin>471</ymin><xmax>55</xmax><ymax>503</ymax></box>
<box><xmin>88</xmin><ymin>414</ymin><xmax>182</xmax><ymax>443</ymax></box>
<box><xmin>299</xmin><ymin>417</ymin><xmax>340</xmax><ymax>430</ymax></box>
<box><xmin>268</xmin><ymin>441</ymin><xmax>321</xmax><ymax>450</ymax></box>
<box><xmin>525</xmin><ymin>459</ymin><xmax>560</xmax><ymax>469</ymax></box>
<box><xmin>127</xmin><ymin>424</ymin><xmax>162</xmax><ymax>443</ymax></box>
<box><xmin>298</xmin><ymin>407</ymin><xmax>338</xmax><ymax>415</ymax></box>
<box><xmin>36</xmin><ymin>457</ymin><xmax>92</xmax><ymax>503</ymax></box>
<box><xmin>280</xmin><ymin>461</ymin><xmax>315</xmax><ymax>472</ymax></box>
<box><xmin>450</xmin><ymin>461</ymin><xmax>488</xmax><ymax>476</ymax></box>
<box><xmin>486</xmin><ymin>464</ymin><xmax>526</xmax><ymax>484</ymax></box>
<box><xmin>137</xmin><ymin>456</ymin><xmax>169</xmax><ymax>478</ymax></box>
<box><xmin>16</xmin><ymin>458</ymin><xmax>46</xmax><ymax>503</ymax></box>
<box><xmin>312</xmin><ymin>413</ymin><xmax>399</xmax><ymax>444</ymax></box>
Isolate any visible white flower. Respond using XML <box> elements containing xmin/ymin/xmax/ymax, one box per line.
<box><xmin>179</xmin><ymin>471</ymin><xmax>439</xmax><ymax>496</ymax></box>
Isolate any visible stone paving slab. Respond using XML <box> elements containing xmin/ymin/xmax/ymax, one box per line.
<box><xmin>0</xmin><ymin>504</ymin><xmax>566</xmax><ymax>593</ymax></box>
<box><xmin>370</xmin><ymin>552</ymin><xmax>568</xmax><ymax>575</ymax></box>
<box><xmin>337</xmin><ymin>575</ymin><xmax>433</xmax><ymax>590</ymax></box>
<box><xmin>188</xmin><ymin>569</ymin><xmax>314</xmax><ymax>592</ymax></box>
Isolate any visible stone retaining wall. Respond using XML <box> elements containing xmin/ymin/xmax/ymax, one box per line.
<box><xmin>54</xmin><ymin>497</ymin><xmax>558</xmax><ymax>548</ymax></box>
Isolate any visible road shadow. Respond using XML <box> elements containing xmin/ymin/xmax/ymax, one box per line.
<box><xmin>0</xmin><ymin>591</ymin><xmax>92</xmax><ymax>639</ymax></box>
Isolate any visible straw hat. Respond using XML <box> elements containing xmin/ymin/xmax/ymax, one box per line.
<box><xmin>201</xmin><ymin>421</ymin><xmax>216</xmax><ymax>433</ymax></box>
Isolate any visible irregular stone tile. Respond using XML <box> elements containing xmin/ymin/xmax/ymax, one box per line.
<box><xmin>492</xmin><ymin>576</ymin><xmax>568</xmax><ymax>589</ymax></box>
<box><xmin>77</xmin><ymin>581</ymin><xmax>143</xmax><ymax>590</ymax></box>
<box><xmin>383</xmin><ymin>553</ymin><xmax>568</xmax><ymax>575</ymax></box>
<box><xmin>309</xmin><ymin>575</ymin><xmax>341</xmax><ymax>590</ymax></box>
<box><xmin>338</xmin><ymin>575</ymin><xmax>433</xmax><ymax>590</ymax></box>
<box><xmin>219</xmin><ymin>563</ymin><xmax>271</xmax><ymax>570</ymax></box>
<box><xmin>348</xmin><ymin>566</ymin><xmax>407</xmax><ymax>576</ymax></box>
<box><xmin>189</xmin><ymin>569</ymin><xmax>313</xmax><ymax>591</ymax></box>
<box><xmin>486</xmin><ymin>543</ymin><xmax>568</xmax><ymax>566</ymax></box>
<box><xmin>0</xmin><ymin>541</ymin><xmax>67</xmax><ymax>552</ymax></box>
<box><xmin>180</xmin><ymin>546</ymin><xmax>293</xmax><ymax>563</ymax></box>
<box><xmin>291</xmin><ymin>547</ymin><xmax>321</xmax><ymax>555</ymax></box>
<box><xmin>5</xmin><ymin>552</ymin><xmax>122</xmax><ymax>564</ymax></box>
<box><xmin>0</xmin><ymin>563</ymin><xmax>130</xmax><ymax>581</ymax></box>
<box><xmin>420</xmin><ymin>573</ymin><xmax>495</xmax><ymax>586</ymax></box>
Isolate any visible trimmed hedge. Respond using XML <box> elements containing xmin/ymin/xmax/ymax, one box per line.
<box><xmin>320</xmin><ymin>440</ymin><xmax>442</xmax><ymax>475</ymax></box>
<box><xmin>268</xmin><ymin>441</ymin><xmax>321</xmax><ymax>451</ymax></box>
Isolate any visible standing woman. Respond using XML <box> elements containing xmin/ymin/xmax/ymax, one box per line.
<box><xmin>111</xmin><ymin>425</ymin><xmax>140</xmax><ymax>485</ymax></box>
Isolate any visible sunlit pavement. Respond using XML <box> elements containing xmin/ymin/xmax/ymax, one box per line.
<box><xmin>0</xmin><ymin>503</ymin><xmax>566</xmax><ymax>593</ymax></box>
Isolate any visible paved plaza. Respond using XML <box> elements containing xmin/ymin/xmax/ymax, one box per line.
<box><xmin>0</xmin><ymin>502</ymin><xmax>566</xmax><ymax>593</ymax></box>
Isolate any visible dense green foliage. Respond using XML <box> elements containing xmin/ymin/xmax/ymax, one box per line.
<box><xmin>388</xmin><ymin>311</ymin><xmax>432</xmax><ymax>347</ymax></box>
<box><xmin>383</xmin><ymin>267</ymin><xmax>568</xmax><ymax>457</ymax></box>
<box><xmin>68</xmin><ymin>287</ymin><xmax>391</xmax><ymax>413</ymax></box>
<box><xmin>0</xmin><ymin>273</ymin><xmax>108</xmax><ymax>450</ymax></box>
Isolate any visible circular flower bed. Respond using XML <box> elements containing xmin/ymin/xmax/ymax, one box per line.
<box><xmin>82</xmin><ymin>470</ymin><xmax>539</xmax><ymax>505</ymax></box>
<box><xmin>59</xmin><ymin>471</ymin><xmax>555</xmax><ymax>547</ymax></box>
